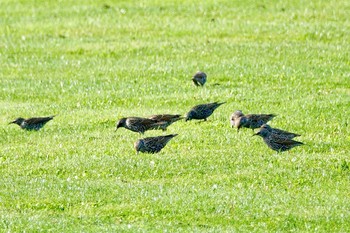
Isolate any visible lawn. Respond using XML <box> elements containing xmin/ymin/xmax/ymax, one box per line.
<box><xmin>0</xmin><ymin>0</ymin><xmax>350</xmax><ymax>232</ymax></box>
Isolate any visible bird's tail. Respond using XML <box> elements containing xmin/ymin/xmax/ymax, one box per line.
<box><xmin>214</xmin><ymin>101</ymin><xmax>226</xmax><ymax>106</ymax></box>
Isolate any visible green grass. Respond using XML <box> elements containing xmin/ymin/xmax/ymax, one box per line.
<box><xmin>1</xmin><ymin>0</ymin><xmax>350</xmax><ymax>231</ymax></box>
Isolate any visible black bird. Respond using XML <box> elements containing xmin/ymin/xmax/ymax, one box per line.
<box><xmin>116</xmin><ymin>117</ymin><xmax>168</xmax><ymax>134</ymax></box>
<box><xmin>185</xmin><ymin>102</ymin><xmax>225</xmax><ymax>121</ymax></box>
<box><xmin>231</xmin><ymin>110</ymin><xmax>276</xmax><ymax>131</ymax></box>
<box><xmin>192</xmin><ymin>71</ymin><xmax>207</xmax><ymax>86</ymax></box>
<box><xmin>9</xmin><ymin>116</ymin><xmax>55</xmax><ymax>131</ymax></box>
<box><xmin>254</xmin><ymin>125</ymin><xmax>304</xmax><ymax>152</ymax></box>
<box><xmin>260</xmin><ymin>124</ymin><xmax>301</xmax><ymax>139</ymax></box>
<box><xmin>134</xmin><ymin>134</ymin><xmax>178</xmax><ymax>154</ymax></box>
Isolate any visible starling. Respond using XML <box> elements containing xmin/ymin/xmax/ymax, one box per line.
<box><xmin>192</xmin><ymin>71</ymin><xmax>207</xmax><ymax>86</ymax></box>
<box><xmin>134</xmin><ymin>134</ymin><xmax>178</xmax><ymax>154</ymax></box>
<box><xmin>254</xmin><ymin>125</ymin><xmax>304</xmax><ymax>152</ymax></box>
<box><xmin>116</xmin><ymin>117</ymin><xmax>169</xmax><ymax>134</ymax></box>
<box><xmin>185</xmin><ymin>102</ymin><xmax>225</xmax><ymax>121</ymax></box>
<box><xmin>9</xmin><ymin>116</ymin><xmax>55</xmax><ymax>131</ymax></box>
<box><xmin>231</xmin><ymin>111</ymin><xmax>276</xmax><ymax>131</ymax></box>
<box><xmin>260</xmin><ymin>124</ymin><xmax>301</xmax><ymax>139</ymax></box>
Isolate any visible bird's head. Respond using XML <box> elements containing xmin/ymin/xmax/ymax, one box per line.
<box><xmin>232</xmin><ymin>110</ymin><xmax>244</xmax><ymax>119</ymax></box>
<box><xmin>134</xmin><ymin>139</ymin><xmax>144</xmax><ymax>154</ymax></box>
<box><xmin>253</xmin><ymin>131</ymin><xmax>260</xmax><ymax>136</ymax></box>
<box><xmin>9</xmin><ymin>117</ymin><xmax>25</xmax><ymax>126</ymax></box>
<box><xmin>185</xmin><ymin>111</ymin><xmax>193</xmax><ymax>122</ymax></box>
<box><xmin>115</xmin><ymin>118</ymin><xmax>126</xmax><ymax>131</ymax></box>
<box><xmin>253</xmin><ymin>128</ymin><xmax>269</xmax><ymax>138</ymax></box>
<box><xmin>260</xmin><ymin>124</ymin><xmax>272</xmax><ymax>132</ymax></box>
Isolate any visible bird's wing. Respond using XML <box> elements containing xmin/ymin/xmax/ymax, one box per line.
<box><xmin>149</xmin><ymin>114</ymin><xmax>182</xmax><ymax>122</ymax></box>
<box><xmin>272</xmin><ymin>128</ymin><xmax>301</xmax><ymax>138</ymax></box>
<box><xmin>190</xmin><ymin>104</ymin><xmax>203</xmax><ymax>112</ymax></box>
<box><xmin>128</xmin><ymin>117</ymin><xmax>156</xmax><ymax>126</ymax></box>
<box><xmin>155</xmin><ymin>134</ymin><xmax>177</xmax><ymax>145</ymax></box>
<box><xmin>25</xmin><ymin>116</ymin><xmax>54</xmax><ymax>124</ymax></box>
<box><xmin>270</xmin><ymin>134</ymin><xmax>303</xmax><ymax>145</ymax></box>
<box><xmin>149</xmin><ymin>114</ymin><xmax>166</xmax><ymax>121</ymax></box>
<box><xmin>142</xmin><ymin>136</ymin><xmax>167</xmax><ymax>148</ymax></box>
<box><xmin>260</xmin><ymin>114</ymin><xmax>276</xmax><ymax>121</ymax></box>
<box><xmin>208</xmin><ymin>102</ymin><xmax>225</xmax><ymax>110</ymax></box>
<box><xmin>195</xmin><ymin>102</ymin><xmax>217</xmax><ymax>111</ymax></box>
<box><xmin>246</xmin><ymin>114</ymin><xmax>273</xmax><ymax>122</ymax></box>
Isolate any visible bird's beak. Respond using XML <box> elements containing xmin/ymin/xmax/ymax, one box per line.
<box><xmin>252</xmin><ymin>132</ymin><xmax>260</xmax><ymax>137</ymax></box>
<box><xmin>9</xmin><ymin>121</ymin><xmax>15</xmax><ymax>125</ymax></box>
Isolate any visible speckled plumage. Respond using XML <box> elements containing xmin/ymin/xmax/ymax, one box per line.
<box><xmin>116</xmin><ymin>117</ymin><xmax>169</xmax><ymax>134</ymax></box>
<box><xmin>134</xmin><ymin>134</ymin><xmax>178</xmax><ymax>154</ymax></box>
<box><xmin>185</xmin><ymin>102</ymin><xmax>225</xmax><ymax>121</ymax></box>
<box><xmin>9</xmin><ymin>116</ymin><xmax>55</xmax><ymax>131</ymax></box>
<box><xmin>148</xmin><ymin>114</ymin><xmax>183</xmax><ymax>125</ymax></box>
<box><xmin>254</xmin><ymin>125</ymin><xmax>303</xmax><ymax>152</ymax></box>
<box><xmin>230</xmin><ymin>111</ymin><xmax>276</xmax><ymax>131</ymax></box>
<box><xmin>260</xmin><ymin>124</ymin><xmax>300</xmax><ymax>139</ymax></box>
<box><xmin>192</xmin><ymin>71</ymin><xmax>207</xmax><ymax>86</ymax></box>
